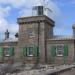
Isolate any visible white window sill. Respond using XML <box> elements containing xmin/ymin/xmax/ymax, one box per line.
<box><xmin>57</xmin><ymin>55</ymin><xmax>63</xmax><ymax>57</ymax></box>
<box><xmin>29</xmin><ymin>36</ymin><xmax>35</xmax><ymax>38</ymax></box>
<box><xmin>28</xmin><ymin>55</ymin><xmax>33</xmax><ymax>57</ymax></box>
<box><xmin>5</xmin><ymin>55</ymin><xmax>10</xmax><ymax>57</ymax></box>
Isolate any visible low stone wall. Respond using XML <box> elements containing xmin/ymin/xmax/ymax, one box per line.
<box><xmin>5</xmin><ymin>64</ymin><xmax>75</xmax><ymax>75</ymax></box>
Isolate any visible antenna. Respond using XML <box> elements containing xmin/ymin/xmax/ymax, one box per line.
<box><xmin>41</xmin><ymin>0</ymin><xmax>52</xmax><ymax>12</ymax></box>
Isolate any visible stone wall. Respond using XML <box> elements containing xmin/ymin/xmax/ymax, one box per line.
<box><xmin>47</xmin><ymin>39</ymin><xmax>75</xmax><ymax>64</ymax></box>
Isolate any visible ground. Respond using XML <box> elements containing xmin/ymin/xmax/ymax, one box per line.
<box><xmin>0</xmin><ymin>63</ymin><xmax>75</xmax><ymax>75</ymax></box>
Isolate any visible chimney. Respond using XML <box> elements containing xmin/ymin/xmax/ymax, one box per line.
<box><xmin>5</xmin><ymin>29</ymin><xmax>9</xmax><ymax>39</ymax></box>
<box><xmin>15</xmin><ymin>32</ymin><xmax>18</xmax><ymax>38</ymax></box>
<box><xmin>72</xmin><ymin>24</ymin><xmax>75</xmax><ymax>39</ymax></box>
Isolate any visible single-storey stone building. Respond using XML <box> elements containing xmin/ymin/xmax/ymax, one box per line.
<box><xmin>0</xmin><ymin>6</ymin><xmax>75</xmax><ymax>65</ymax></box>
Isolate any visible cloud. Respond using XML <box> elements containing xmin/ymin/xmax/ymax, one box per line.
<box><xmin>0</xmin><ymin>0</ymin><xmax>62</xmax><ymax>21</ymax></box>
<box><xmin>47</xmin><ymin>0</ymin><xmax>62</xmax><ymax>21</ymax></box>
<box><xmin>19</xmin><ymin>0</ymin><xmax>62</xmax><ymax>20</ymax></box>
<box><xmin>19</xmin><ymin>0</ymin><xmax>69</xmax><ymax>36</ymax></box>
<box><xmin>0</xmin><ymin>0</ymin><xmax>26</xmax><ymax>8</ymax></box>
<box><xmin>19</xmin><ymin>8</ymin><xmax>32</xmax><ymax>17</ymax></box>
<box><xmin>0</xmin><ymin>0</ymin><xmax>70</xmax><ymax>41</ymax></box>
<box><xmin>0</xmin><ymin>2</ymin><xmax>19</xmax><ymax>41</ymax></box>
<box><xmin>0</xmin><ymin>17</ymin><xmax>19</xmax><ymax>41</ymax></box>
<box><xmin>0</xmin><ymin>6</ymin><xmax>11</xmax><ymax>17</ymax></box>
<box><xmin>8</xmin><ymin>23</ymin><xmax>19</xmax><ymax>33</ymax></box>
<box><xmin>69</xmin><ymin>0</ymin><xmax>75</xmax><ymax>4</ymax></box>
<box><xmin>0</xmin><ymin>17</ymin><xmax>8</xmax><ymax>33</ymax></box>
<box><xmin>1</xmin><ymin>0</ymin><xmax>60</xmax><ymax>20</ymax></box>
<box><xmin>0</xmin><ymin>16</ymin><xmax>18</xmax><ymax>33</ymax></box>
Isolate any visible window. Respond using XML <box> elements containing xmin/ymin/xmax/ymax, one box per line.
<box><xmin>27</xmin><ymin>47</ymin><xmax>33</xmax><ymax>56</ymax></box>
<box><xmin>38</xmin><ymin>6</ymin><xmax>43</xmax><ymax>15</ymax></box>
<box><xmin>4</xmin><ymin>48</ymin><xmax>10</xmax><ymax>56</ymax></box>
<box><xmin>27</xmin><ymin>30</ymin><xmax>35</xmax><ymax>38</ymax></box>
<box><xmin>56</xmin><ymin>45</ymin><xmax>64</xmax><ymax>56</ymax></box>
<box><xmin>3</xmin><ymin>47</ymin><xmax>14</xmax><ymax>57</ymax></box>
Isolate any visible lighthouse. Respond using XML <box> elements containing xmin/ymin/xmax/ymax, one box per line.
<box><xmin>32</xmin><ymin>0</ymin><xmax>52</xmax><ymax>17</ymax></box>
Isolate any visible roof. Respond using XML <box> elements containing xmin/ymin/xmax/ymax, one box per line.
<box><xmin>1</xmin><ymin>38</ymin><xmax>18</xmax><ymax>43</ymax></box>
<box><xmin>17</xmin><ymin>15</ymin><xmax>55</xmax><ymax>27</ymax></box>
<box><xmin>48</xmin><ymin>35</ymin><xmax>74</xmax><ymax>40</ymax></box>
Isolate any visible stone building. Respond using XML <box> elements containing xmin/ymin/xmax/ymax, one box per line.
<box><xmin>0</xmin><ymin>6</ymin><xmax>75</xmax><ymax>65</ymax></box>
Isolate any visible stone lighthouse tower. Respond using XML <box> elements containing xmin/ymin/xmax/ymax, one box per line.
<box><xmin>17</xmin><ymin>3</ymin><xmax>55</xmax><ymax>64</ymax></box>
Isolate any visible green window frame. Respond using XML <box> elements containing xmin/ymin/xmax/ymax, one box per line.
<box><xmin>33</xmin><ymin>46</ymin><xmax>39</xmax><ymax>57</ymax></box>
<box><xmin>3</xmin><ymin>47</ymin><xmax>14</xmax><ymax>57</ymax></box>
<box><xmin>63</xmin><ymin>45</ymin><xmax>68</xmax><ymax>57</ymax></box>
<box><xmin>9</xmin><ymin>47</ymin><xmax>14</xmax><ymax>56</ymax></box>
<box><xmin>22</xmin><ymin>47</ymin><xmax>27</xmax><ymax>57</ymax></box>
<box><xmin>51</xmin><ymin>46</ymin><xmax>56</xmax><ymax>57</ymax></box>
<box><xmin>22</xmin><ymin>46</ymin><xmax>39</xmax><ymax>57</ymax></box>
<box><xmin>51</xmin><ymin>45</ymin><xmax>68</xmax><ymax>57</ymax></box>
<box><xmin>0</xmin><ymin>47</ymin><xmax>3</xmax><ymax>57</ymax></box>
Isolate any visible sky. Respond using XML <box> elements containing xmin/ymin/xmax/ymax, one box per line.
<box><xmin>0</xmin><ymin>0</ymin><xmax>75</xmax><ymax>41</ymax></box>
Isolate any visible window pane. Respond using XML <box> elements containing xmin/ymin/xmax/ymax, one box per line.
<box><xmin>4</xmin><ymin>48</ymin><xmax>10</xmax><ymax>56</ymax></box>
<box><xmin>27</xmin><ymin>30</ymin><xmax>35</xmax><ymax>38</ymax></box>
<box><xmin>27</xmin><ymin>47</ymin><xmax>33</xmax><ymax>56</ymax></box>
<box><xmin>57</xmin><ymin>45</ymin><xmax>63</xmax><ymax>56</ymax></box>
<box><xmin>58</xmin><ymin>51</ymin><xmax>63</xmax><ymax>55</ymax></box>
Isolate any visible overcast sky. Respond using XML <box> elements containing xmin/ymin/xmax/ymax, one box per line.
<box><xmin>0</xmin><ymin>0</ymin><xmax>75</xmax><ymax>41</ymax></box>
